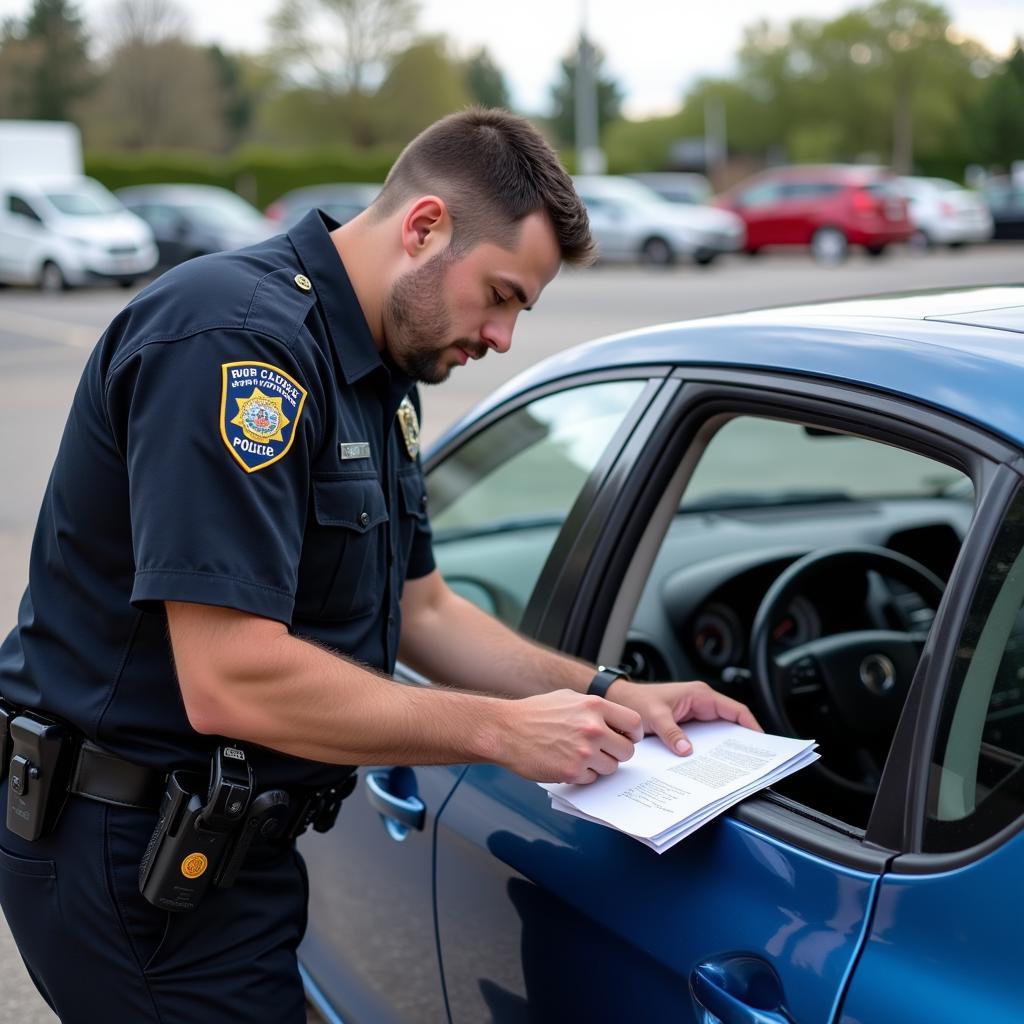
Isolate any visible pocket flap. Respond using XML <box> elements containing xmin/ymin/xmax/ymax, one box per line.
<box><xmin>313</xmin><ymin>477</ymin><xmax>389</xmax><ymax>532</ymax></box>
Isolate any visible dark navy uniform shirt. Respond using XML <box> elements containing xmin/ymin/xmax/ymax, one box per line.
<box><xmin>0</xmin><ymin>210</ymin><xmax>434</xmax><ymax>790</ymax></box>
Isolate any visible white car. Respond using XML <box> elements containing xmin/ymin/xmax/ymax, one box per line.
<box><xmin>897</xmin><ymin>176</ymin><xmax>993</xmax><ymax>248</ymax></box>
<box><xmin>573</xmin><ymin>175</ymin><xmax>745</xmax><ymax>265</ymax></box>
<box><xmin>0</xmin><ymin>176</ymin><xmax>158</xmax><ymax>290</ymax></box>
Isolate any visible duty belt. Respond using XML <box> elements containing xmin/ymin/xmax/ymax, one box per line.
<box><xmin>65</xmin><ymin>739</ymin><xmax>354</xmax><ymax>840</ymax></box>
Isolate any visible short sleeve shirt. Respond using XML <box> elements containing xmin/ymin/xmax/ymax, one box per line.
<box><xmin>0</xmin><ymin>211</ymin><xmax>434</xmax><ymax>789</ymax></box>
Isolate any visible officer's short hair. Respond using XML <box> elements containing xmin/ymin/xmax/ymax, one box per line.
<box><xmin>372</xmin><ymin>107</ymin><xmax>595</xmax><ymax>266</ymax></box>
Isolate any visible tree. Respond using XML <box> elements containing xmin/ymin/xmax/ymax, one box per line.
<box><xmin>0</xmin><ymin>20</ymin><xmax>40</xmax><ymax>117</ymax></box>
<box><xmin>548</xmin><ymin>44</ymin><xmax>623</xmax><ymax>147</ymax></box>
<box><xmin>0</xmin><ymin>0</ymin><xmax>93</xmax><ymax>120</ymax></box>
<box><xmin>971</xmin><ymin>43</ymin><xmax>1024</xmax><ymax>171</ymax></box>
<box><xmin>269</xmin><ymin>0</ymin><xmax>418</xmax><ymax>96</ymax></box>
<box><xmin>78</xmin><ymin>0</ymin><xmax>226</xmax><ymax>150</ymax></box>
<box><xmin>372</xmin><ymin>37</ymin><xmax>471</xmax><ymax>144</ymax></box>
<box><xmin>462</xmin><ymin>47</ymin><xmax>511</xmax><ymax>110</ymax></box>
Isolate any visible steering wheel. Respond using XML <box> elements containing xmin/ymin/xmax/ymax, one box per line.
<box><xmin>750</xmin><ymin>546</ymin><xmax>945</xmax><ymax>793</ymax></box>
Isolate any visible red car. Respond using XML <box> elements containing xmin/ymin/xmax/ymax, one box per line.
<box><xmin>715</xmin><ymin>165</ymin><xmax>914</xmax><ymax>261</ymax></box>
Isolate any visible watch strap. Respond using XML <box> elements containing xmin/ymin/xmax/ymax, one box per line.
<box><xmin>586</xmin><ymin>665</ymin><xmax>629</xmax><ymax>699</ymax></box>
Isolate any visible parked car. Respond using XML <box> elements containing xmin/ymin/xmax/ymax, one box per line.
<box><xmin>628</xmin><ymin>171</ymin><xmax>713</xmax><ymax>206</ymax></box>
<box><xmin>979</xmin><ymin>176</ymin><xmax>1024</xmax><ymax>240</ymax></box>
<box><xmin>264</xmin><ymin>183</ymin><xmax>381</xmax><ymax>229</ymax></box>
<box><xmin>896</xmin><ymin>176</ymin><xmax>993</xmax><ymax>248</ymax></box>
<box><xmin>715</xmin><ymin>165</ymin><xmax>914</xmax><ymax>262</ymax></box>
<box><xmin>0</xmin><ymin>177</ymin><xmax>157</xmax><ymax>290</ymax></box>
<box><xmin>0</xmin><ymin>119</ymin><xmax>158</xmax><ymax>290</ymax></box>
<box><xmin>299</xmin><ymin>286</ymin><xmax>1024</xmax><ymax>1024</ymax></box>
<box><xmin>574</xmin><ymin>174</ymin><xmax>745</xmax><ymax>265</ymax></box>
<box><xmin>116</xmin><ymin>184</ymin><xmax>276</xmax><ymax>268</ymax></box>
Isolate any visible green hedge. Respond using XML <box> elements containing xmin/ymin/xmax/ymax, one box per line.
<box><xmin>85</xmin><ymin>145</ymin><xmax>402</xmax><ymax>209</ymax></box>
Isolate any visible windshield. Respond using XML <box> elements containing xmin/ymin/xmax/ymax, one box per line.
<box><xmin>44</xmin><ymin>181</ymin><xmax>123</xmax><ymax>216</ymax></box>
<box><xmin>681</xmin><ymin>416</ymin><xmax>972</xmax><ymax>511</ymax></box>
<box><xmin>177</xmin><ymin>194</ymin><xmax>266</xmax><ymax>231</ymax></box>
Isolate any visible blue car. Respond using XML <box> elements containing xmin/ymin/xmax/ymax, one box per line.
<box><xmin>299</xmin><ymin>287</ymin><xmax>1024</xmax><ymax>1024</ymax></box>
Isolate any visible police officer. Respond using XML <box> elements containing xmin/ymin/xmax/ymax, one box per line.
<box><xmin>0</xmin><ymin>108</ymin><xmax>759</xmax><ymax>1022</ymax></box>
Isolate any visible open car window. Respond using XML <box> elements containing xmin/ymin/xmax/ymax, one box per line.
<box><xmin>620</xmin><ymin>413</ymin><xmax>974</xmax><ymax>829</ymax></box>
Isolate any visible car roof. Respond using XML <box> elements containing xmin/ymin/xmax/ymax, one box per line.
<box><xmin>749</xmin><ymin>164</ymin><xmax>892</xmax><ymax>184</ymax></box>
<box><xmin>445</xmin><ymin>287</ymin><xmax>1024</xmax><ymax>450</ymax></box>
<box><xmin>116</xmin><ymin>184</ymin><xmax>247</xmax><ymax>202</ymax></box>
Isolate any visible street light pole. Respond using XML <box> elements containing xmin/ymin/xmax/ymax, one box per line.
<box><xmin>574</xmin><ymin>0</ymin><xmax>605</xmax><ymax>174</ymax></box>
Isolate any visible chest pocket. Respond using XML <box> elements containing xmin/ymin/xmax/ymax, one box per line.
<box><xmin>294</xmin><ymin>474</ymin><xmax>389</xmax><ymax>622</ymax></box>
<box><xmin>396</xmin><ymin>468</ymin><xmax>428</xmax><ymax>585</ymax></box>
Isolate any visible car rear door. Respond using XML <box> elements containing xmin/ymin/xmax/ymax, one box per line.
<box><xmin>840</xmin><ymin>472</ymin><xmax>1024</xmax><ymax>1023</ymax></box>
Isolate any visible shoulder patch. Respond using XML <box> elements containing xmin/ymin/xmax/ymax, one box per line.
<box><xmin>220</xmin><ymin>361</ymin><xmax>308</xmax><ymax>473</ymax></box>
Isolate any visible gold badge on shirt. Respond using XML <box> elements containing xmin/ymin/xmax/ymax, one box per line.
<box><xmin>397</xmin><ymin>397</ymin><xmax>420</xmax><ymax>460</ymax></box>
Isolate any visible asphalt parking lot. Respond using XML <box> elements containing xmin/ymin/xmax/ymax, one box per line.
<box><xmin>0</xmin><ymin>241</ymin><xmax>1022</xmax><ymax>1022</ymax></box>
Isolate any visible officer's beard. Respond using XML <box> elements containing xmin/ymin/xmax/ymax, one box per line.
<box><xmin>383</xmin><ymin>249</ymin><xmax>476</xmax><ymax>385</ymax></box>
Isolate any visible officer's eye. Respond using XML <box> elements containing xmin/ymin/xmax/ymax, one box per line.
<box><xmin>492</xmin><ymin>288</ymin><xmax>509</xmax><ymax>306</ymax></box>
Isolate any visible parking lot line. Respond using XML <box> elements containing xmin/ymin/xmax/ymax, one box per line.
<box><xmin>0</xmin><ymin>309</ymin><xmax>98</xmax><ymax>349</ymax></box>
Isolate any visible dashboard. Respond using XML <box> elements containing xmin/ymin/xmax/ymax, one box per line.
<box><xmin>622</xmin><ymin>497</ymin><xmax>972</xmax><ymax>685</ymax></box>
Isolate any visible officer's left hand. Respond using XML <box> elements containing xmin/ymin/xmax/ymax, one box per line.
<box><xmin>603</xmin><ymin>679</ymin><xmax>762</xmax><ymax>755</ymax></box>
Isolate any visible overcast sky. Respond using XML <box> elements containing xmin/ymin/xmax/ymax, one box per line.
<box><xmin>2</xmin><ymin>0</ymin><xmax>1021</xmax><ymax>116</ymax></box>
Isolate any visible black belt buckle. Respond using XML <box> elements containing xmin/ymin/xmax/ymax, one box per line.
<box><xmin>290</xmin><ymin>773</ymin><xmax>357</xmax><ymax>838</ymax></box>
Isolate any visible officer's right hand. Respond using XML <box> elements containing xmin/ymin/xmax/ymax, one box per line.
<box><xmin>496</xmin><ymin>689</ymin><xmax>643</xmax><ymax>784</ymax></box>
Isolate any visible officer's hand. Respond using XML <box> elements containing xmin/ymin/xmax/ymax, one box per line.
<box><xmin>604</xmin><ymin>679</ymin><xmax>762</xmax><ymax>755</ymax></box>
<box><xmin>496</xmin><ymin>689</ymin><xmax>643</xmax><ymax>784</ymax></box>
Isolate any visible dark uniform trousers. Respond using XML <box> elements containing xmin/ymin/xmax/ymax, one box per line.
<box><xmin>0</xmin><ymin>785</ymin><xmax>310</xmax><ymax>1023</ymax></box>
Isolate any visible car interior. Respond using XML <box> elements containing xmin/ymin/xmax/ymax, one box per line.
<box><xmin>426</xmin><ymin>387</ymin><xmax>989</xmax><ymax>834</ymax></box>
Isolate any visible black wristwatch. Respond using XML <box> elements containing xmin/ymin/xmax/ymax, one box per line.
<box><xmin>586</xmin><ymin>665</ymin><xmax>630</xmax><ymax>699</ymax></box>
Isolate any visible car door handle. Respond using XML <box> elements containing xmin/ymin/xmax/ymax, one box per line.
<box><xmin>365</xmin><ymin>768</ymin><xmax>425</xmax><ymax>840</ymax></box>
<box><xmin>690</xmin><ymin>956</ymin><xmax>795</xmax><ymax>1024</ymax></box>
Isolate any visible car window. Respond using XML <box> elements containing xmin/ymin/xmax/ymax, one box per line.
<box><xmin>925</xmin><ymin>486</ymin><xmax>1024</xmax><ymax>852</ymax></box>
<box><xmin>624</xmin><ymin>413</ymin><xmax>973</xmax><ymax>829</ymax></box>
<box><xmin>737</xmin><ymin>182</ymin><xmax>782</xmax><ymax>208</ymax></box>
<box><xmin>779</xmin><ymin>182</ymin><xmax>841</xmax><ymax>199</ymax></box>
<box><xmin>8</xmin><ymin>194</ymin><xmax>42</xmax><ymax>221</ymax></box>
<box><xmin>427</xmin><ymin>380</ymin><xmax>646</xmax><ymax>626</ymax></box>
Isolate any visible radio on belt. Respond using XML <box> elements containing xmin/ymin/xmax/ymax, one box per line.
<box><xmin>5</xmin><ymin>712</ymin><xmax>74</xmax><ymax>841</ymax></box>
<box><xmin>139</xmin><ymin>744</ymin><xmax>253</xmax><ymax>911</ymax></box>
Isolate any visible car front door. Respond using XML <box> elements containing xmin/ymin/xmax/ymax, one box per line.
<box><xmin>0</xmin><ymin>193</ymin><xmax>46</xmax><ymax>282</ymax></box>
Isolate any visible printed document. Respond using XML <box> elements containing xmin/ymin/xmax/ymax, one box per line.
<box><xmin>540</xmin><ymin>721</ymin><xmax>818</xmax><ymax>853</ymax></box>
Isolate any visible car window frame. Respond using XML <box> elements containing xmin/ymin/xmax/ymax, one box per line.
<box><xmin>536</xmin><ymin>364</ymin><xmax>1016</xmax><ymax>865</ymax></box>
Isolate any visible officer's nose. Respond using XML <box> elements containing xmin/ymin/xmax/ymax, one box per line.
<box><xmin>481</xmin><ymin>314</ymin><xmax>515</xmax><ymax>354</ymax></box>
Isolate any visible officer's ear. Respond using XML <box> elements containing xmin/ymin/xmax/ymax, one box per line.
<box><xmin>401</xmin><ymin>196</ymin><xmax>451</xmax><ymax>256</ymax></box>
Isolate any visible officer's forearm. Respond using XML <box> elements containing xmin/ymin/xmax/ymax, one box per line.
<box><xmin>398</xmin><ymin>570</ymin><xmax>593</xmax><ymax>697</ymax></box>
<box><xmin>166</xmin><ymin>600</ymin><xmax>513</xmax><ymax>767</ymax></box>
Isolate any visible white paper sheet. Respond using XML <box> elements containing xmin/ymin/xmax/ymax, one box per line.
<box><xmin>540</xmin><ymin>720</ymin><xmax>819</xmax><ymax>853</ymax></box>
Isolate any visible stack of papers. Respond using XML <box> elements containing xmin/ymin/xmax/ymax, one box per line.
<box><xmin>540</xmin><ymin>721</ymin><xmax>818</xmax><ymax>853</ymax></box>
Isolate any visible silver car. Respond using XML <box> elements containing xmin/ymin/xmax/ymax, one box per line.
<box><xmin>574</xmin><ymin>175</ymin><xmax>745</xmax><ymax>265</ymax></box>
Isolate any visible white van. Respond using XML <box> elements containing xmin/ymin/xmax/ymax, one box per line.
<box><xmin>0</xmin><ymin>121</ymin><xmax>158</xmax><ymax>290</ymax></box>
